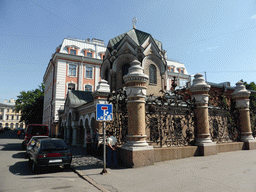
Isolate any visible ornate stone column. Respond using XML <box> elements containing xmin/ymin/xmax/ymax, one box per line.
<box><xmin>121</xmin><ymin>60</ymin><xmax>154</xmax><ymax>167</ymax></box>
<box><xmin>232</xmin><ymin>81</ymin><xmax>256</xmax><ymax>149</ymax></box>
<box><xmin>190</xmin><ymin>73</ymin><xmax>217</xmax><ymax>155</ymax></box>
<box><xmin>72</xmin><ymin>127</ymin><xmax>77</xmax><ymax>146</ymax></box>
<box><xmin>71</xmin><ymin>120</ymin><xmax>79</xmax><ymax>146</ymax></box>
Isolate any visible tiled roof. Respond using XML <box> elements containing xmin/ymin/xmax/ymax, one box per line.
<box><xmin>68</xmin><ymin>90</ymin><xmax>94</xmax><ymax>108</ymax></box>
<box><xmin>109</xmin><ymin>28</ymin><xmax>162</xmax><ymax>50</ymax></box>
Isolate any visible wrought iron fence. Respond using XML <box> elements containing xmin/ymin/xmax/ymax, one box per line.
<box><xmin>208</xmin><ymin>90</ymin><xmax>240</xmax><ymax>143</ymax></box>
<box><xmin>145</xmin><ymin>89</ymin><xmax>195</xmax><ymax>147</ymax></box>
<box><xmin>105</xmin><ymin>88</ymin><xmax>128</xmax><ymax>144</ymax></box>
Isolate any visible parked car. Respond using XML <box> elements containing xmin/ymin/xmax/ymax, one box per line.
<box><xmin>22</xmin><ymin>124</ymin><xmax>49</xmax><ymax>149</ymax></box>
<box><xmin>27</xmin><ymin>138</ymin><xmax>72</xmax><ymax>173</ymax></box>
<box><xmin>4</xmin><ymin>127</ymin><xmax>10</xmax><ymax>131</ymax></box>
<box><xmin>25</xmin><ymin>136</ymin><xmax>49</xmax><ymax>158</ymax></box>
<box><xmin>0</xmin><ymin>127</ymin><xmax>4</xmax><ymax>133</ymax></box>
<box><xmin>14</xmin><ymin>127</ymin><xmax>23</xmax><ymax>131</ymax></box>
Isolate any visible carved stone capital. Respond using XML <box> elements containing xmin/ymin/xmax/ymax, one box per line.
<box><xmin>92</xmin><ymin>79</ymin><xmax>110</xmax><ymax>98</ymax></box>
<box><xmin>123</xmin><ymin>60</ymin><xmax>149</xmax><ymax>84</ymax></box>
<box><xmin>192</xmin><ymin>94</ymin><xmax>209</xmax><ymax>104</ymax></box>
<box><xmin>190</xmin><ymin>73</ymin><xmax>210</xmax><ymax>93</ymax></box>
<box><xmin>126</xmin><ymin>86</ymin><xmax>147</xmax><ymax>98</ymax></box>
<box><xmin>235</xmin><ymin>99</ymin><xmax>250</xmax><ymax>108</ymax></box>
<box><xmin>232</xmin><ymin>81</ymin><xmax>251</xmax><ymax>99</ymax></box>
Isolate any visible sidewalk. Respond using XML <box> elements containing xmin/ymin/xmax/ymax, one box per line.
<box><xmin>71</xmin><ymin>146</ymin><xmax>256</xmax><ymax>192</ymax></box>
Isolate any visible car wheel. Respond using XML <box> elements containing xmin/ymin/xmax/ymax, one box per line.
<box><xmin>64</xmin><ymin>164</ymin><xmax>71</xmax><ymax>170</ymax></box>
<box><xmin>31</xmin><ymin>161</ymin><xmax>40</xmax><ymax>174</ymax></box>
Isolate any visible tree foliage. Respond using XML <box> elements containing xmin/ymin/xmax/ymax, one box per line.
<box><xmin>15</xmin><ymin>83</ymin><xmax>44</xmax><ymax>125</ymax></box>
<box><xmin>243</xmin><ymin>81</ymin><xmax>256</xmax><ymax>114</ymax></box>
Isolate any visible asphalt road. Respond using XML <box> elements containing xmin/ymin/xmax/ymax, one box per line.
<box><xmin>0</xmin><ymin>130</ymin><xmax>100</xmax><ymax>192</ymax></box>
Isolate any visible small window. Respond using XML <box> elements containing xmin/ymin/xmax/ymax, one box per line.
<box><xmin>85</xmin><ymin>66</ymin><xmax>93</xmax><ymax>78</ymax></box>
<box><xmin>149</xmin><ymin>64</ymin><xmax>157</xmax><ymax>84</ymax></box>
<box><xmin>6</xmin><ymin>115</ymin><xmax>9</xmax><ymax>120</ymax></box>
<box><xmin>17</xmin><ymin>115</ymin><xmax>19</xmax><ymax>120</ymax></box>
<box><xmin>171</xmin><ymin>68</ymin><xmax>174</xmax><ymax>72</ymax></box>
<box><xmin>12</xmin><ymin>115</ymin><xmax>14</xmax><ymax>120</ymax></box>
<box><xmin>7</xmin><ymin>109</ymin><xmax>9</xmax><ymax>112</ymax></box>
<box><xmin>85</xmin><ymin>85</ymin><xmax>92</xmax><ymax>92</ymax></box>
<box><xmin>122</xmin><ymin>64</ymin><xmax>130</xmax><ymax>83</ymax></box>
<box><xmin>68</xmin><ymin>64</ymin><xmax>76</xmax><ymax>76</ymax></box>
<box><xmin>105</xmin><ymin>69</ymin><xmax>109</xmax><ymax>82</ymax></box>
<box><xmin>87</xmin><ymin>52</ymin><xmax>92</xmax><ymax>57</ymax></box>
<box><xmin>0</xmin><ymin>115</ymin><xmax>2</xmax><ymax>120</ymax></box>
<box><xmin>68</xmin><ymin>83</ymin><xmax>75</xmax><ymax>91</ymax></box>
<box><xmin>70</xmin><ymin>49</ymin><xmax>76</xmax><ymax>55</ymax></box>
<box><xmin>180</xmin><ymin>70</ymin><xmax>184</xmax><ymax>74</ymax></box>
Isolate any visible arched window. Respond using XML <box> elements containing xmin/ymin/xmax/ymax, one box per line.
<box><xmin>122</xmin><ymin>64</ymin><xmax>130</xmax><ymax>83</ymax></box>
<box><xmin>149</xmin><ymin>64</ymin><xmax>157</xmax><ymax>84</ymax></box>
<box><xmin>105</xmin><ymin>69</ymin><xmax>109</xmax><ymax>82</ymax></box>
<box><xmin>85</xmin><ymin>85</ymin><xmax>92</xmax><ymax>92</ymax></box>
<box><xmin>68</xmin><ymin>83</ymin><xmax>75</xmax><ymax>91</ymax></box>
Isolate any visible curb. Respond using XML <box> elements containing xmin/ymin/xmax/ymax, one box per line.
<box><xmin>71</xmin><ymin>168</ymin><xmax>109</xmax><ymax>192</ymax></box>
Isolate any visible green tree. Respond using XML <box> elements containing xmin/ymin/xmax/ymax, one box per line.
<box><xmin>15</xmin><ymin>83</ymin><xmax>45</xmax><ymax>125</ymax></box>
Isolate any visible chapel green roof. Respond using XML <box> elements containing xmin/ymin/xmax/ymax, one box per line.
<box><xmin>109</xmin><ymin>28</ymin><xmax>162</xmax><ymax>50</ymax></box>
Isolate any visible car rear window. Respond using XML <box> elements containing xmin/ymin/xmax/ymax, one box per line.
<box><xmin>27</xmin><ymin>125</ymin><xmax>48</xmax><ymax>135</ymax></box>
<box><xmin>41</xmin><ymin>140</ymin><xmax>68</xmax><ymax>151</ymax></box>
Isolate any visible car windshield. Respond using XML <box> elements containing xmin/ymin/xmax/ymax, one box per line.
<box><xmin>41</xmin><ymin>140</ymin><xmax>68</xmax><ymax>151</ymax></box>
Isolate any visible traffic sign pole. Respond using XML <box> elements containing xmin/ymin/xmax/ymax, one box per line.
<box><xmin>100</xmin><ymin>121</ymin><xmax>108</xmax><ymax>174</ymax></box>
<box><xmin>97</xmin><ymin>104</ymin><xmax>112</xmax><ymax>175</ymax></box>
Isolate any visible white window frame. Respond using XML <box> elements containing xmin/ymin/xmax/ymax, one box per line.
<box><xmin>84</xmin><ymin>65</ymin><xmax>94</xmax><ymax>79</ymax></box>
<box><xmin>68</xmin><ymin>63</ymin><xmax>77</xmax><ymax>77</ymax></box>
<box><xmin>66</xmin><ymin>81</ymin><xmax>77</xmax><ymax>92</ymax></box>
<box><xmin>87</xmin><ymin>52</ymin><xmax>92</xmax><ymax>58</ymax></box>
<box><xmin>70</xmin><ymin>49</ymin><xmax>76</xmax><ymax>55</ymax></box>
<box><xmin>84</xmin><ymin>84</ymin><xmax>93</xmax><ymax>92</ymax></box>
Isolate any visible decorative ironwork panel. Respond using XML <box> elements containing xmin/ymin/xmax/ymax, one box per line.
<box><xmin>208</xmin><ymin>90</ymin><xmax>240</xmax><ymax>143</ymax></box>
<box><xmin>106</xmin><ymin>89</ymin><xmax>128</xmax><ymax>144</ymax></box>
<box><xmin>145</xmin><ymin>90</ymin><xmax>195</xmax><ymax>147</ymax></box>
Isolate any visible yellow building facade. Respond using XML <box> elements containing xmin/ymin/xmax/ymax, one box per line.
<box><xmin>0</xmin><ymin>99</ymin><xmax>25</xmax><ymax>129</ymax></box>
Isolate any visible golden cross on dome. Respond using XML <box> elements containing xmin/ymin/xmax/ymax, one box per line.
<box><xmin>132</xmin><ymin>17</ymin><xmax>137</xmax><ymax>29</ymax></box>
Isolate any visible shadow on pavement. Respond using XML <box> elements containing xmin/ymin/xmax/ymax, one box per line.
<box><xmin>9</xmin><ymin>160</ymin><xmax>73</xmax><ymax>176</ymax></box>
<box><xmin>9</xmin><ymin>161</ymin><xmax>32</xmax><ymax>176</ymax></box>
<box><xmin>12</xmin><ymin>152</ymin><xmax>26</xmax><ymax>159</ymax></box>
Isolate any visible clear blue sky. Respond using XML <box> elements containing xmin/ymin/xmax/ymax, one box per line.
<box><xmin>1</xmin><ymin>0</ymin><xmax>256</xmax><ymax>102</ymax></box>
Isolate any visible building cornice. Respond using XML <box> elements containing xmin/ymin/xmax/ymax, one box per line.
<box><xmin>53</xmin><ymin>53</ymin><xmax>103</xmax><ymax>65</ymax></box>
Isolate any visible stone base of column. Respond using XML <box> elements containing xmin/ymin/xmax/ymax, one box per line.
<box><xmin>243</xmin><ymin>139</ymin><xmax>256</xmax><ymax>150</ymax></box>
<box><xmin>195</xmin><ymin>139</ymin><xmax>217</xmax><ymax>156</ymax></box>
<box><xmin>195</xmin><ymin>137</ymin><xmax>213</xmax><ymax>145</ymax></box>
<box><xmin>120</xmin><ymin>141</ymin><xmax>154</xmax><ymax>168</ymax></box>
<box><xmin>241</xmin><ymin>132</ymin><xmax>254</xmax><ymax>142</ymax></box>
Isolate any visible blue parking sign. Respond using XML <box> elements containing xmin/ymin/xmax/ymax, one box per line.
<box><xmin>96</xmin><ymin>104</ymin><xmax>113</xmax><ymax>121</ymax></box>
